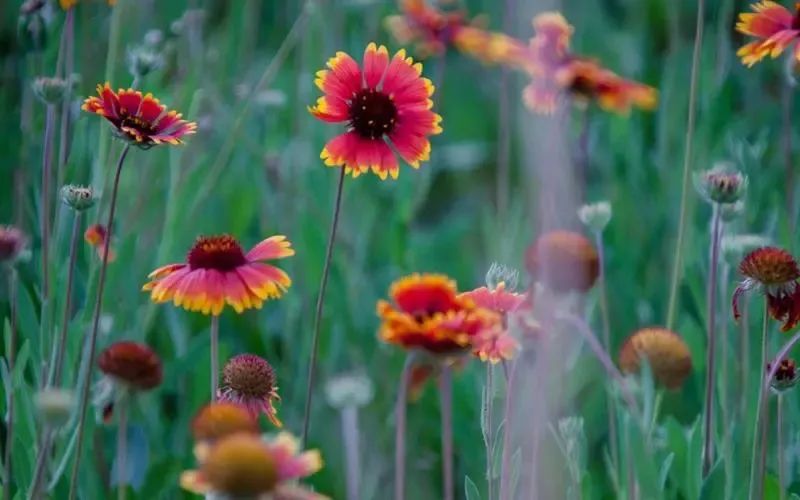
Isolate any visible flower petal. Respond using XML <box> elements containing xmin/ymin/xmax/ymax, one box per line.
<box><xmin>363</xmin><ymin>42</ymin><xmax>390</xmax><ymax>89</ymax></box>
<box><xmin>246</xmin><ymin>235</ymin><xmax>295</xmax><ymax>261</ymax></box>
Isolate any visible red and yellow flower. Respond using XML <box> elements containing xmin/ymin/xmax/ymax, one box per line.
<box><xmin>143</xmin><ymin>234</ymin><xmax>293</xmax><ymax>316</ymax></box>
<box><xmin>180</xmin><ymin>432</ymin><xmax>325</xmax><ymax>499</ymax></box>
<box><xmin>733</xmin><ymin>246</ymin><xmax>800</xmax><ymax>332</ymax></box>
<box><xmin>384</xmin><ymin>0</ymin><xmax>468</xmax><ymax>58</ymax></box>
<box><xmin>519</xmin><ymin>12</ymin><xmax>657</xmax><ymax>114</ymax></box>
<box><xmin>459</xmin><ymin>282</ymin><xmax>526</xmax><ymax>315</ymax></box>
<box><xmin>459</xmin><ymin>282</ymin><xmax>525</xmax><ymax>362</ymax></box>
<box><xmin>84</xmin><ymin>223</ymin><xmax>115</xmax><ymax>262</ymax></box>
<box><xmin>736</xmin><ymin>1</ymin><xmax>800</xmax><ymax>67</ymax></box>
<box><xmin>217</xmin><ymin>354</ymin><xmax>282</xmax><ymax>427</ymax></box>
<box><xmin>82</xmin><ymin>83</ymin><xmax>197</xmax><ymax>147</ymax></box>
<box><xmin>191</xmin><ymin>402</ymin><xmax>260</xmax><ymax>443</ymax></box>
<box><xmin>309</xmin><ymin>43</ymin><xmax>443</xmax><ymax>180</ymax></box>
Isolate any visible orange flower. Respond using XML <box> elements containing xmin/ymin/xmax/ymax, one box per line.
<box><xmin>143</xmin><ymin>234</ymin><xmax>293</xmax><ymax>316</ymax></box>
<box><xmin>82</xmin><ymin>83</ymin><xmax>196</xmax><ymax>148</ymax></box>
<box><xmin>191</xmin><ymin>403</ymin><xmax>260</xmax><ymax>443</ymax></box>
<box><xmin>525</xmin><ymin>230</ymin><xmax>599</xmax><ymax>294</ymax></box>
<box><xmin>309</xmin><ymin>43</ymin><xmax>443</xmax><ymax>179</ymax></box>
<box><xmin>217</xmin><ymin>354</ymin><xmax>282</xmax><ymax>427</ymax></box>
<box><xmin>384</xmin><ymin>0</ymin><xmax>467</xmax><ymax>57</ymax></box>
<box><xmin>733</xmin><ymin>246</ymin><xmax>800</xmax><ymax>331</ymax></box>
<box><xmin>84</xmin><ymin>223</ymin><xmax>115</xmax><ymax>262</ymax></box>
<box><xmin>378</xmin><ymin>273</ymin><xmax>501</xmax><ymax>361</ymax></box>
<box><xmin>520</xmin><ymin>12</ymin><xmax>657</xmax><ymax>114</ymax></box>
<box><xmin>180</xmin><ymin>432</ymin><xmax>325</xmax><ymax>499</ymax></box>
<box><xmin>736</xmin><ymin>1</ymin><xmax>800</xmax><ymax>67</ymax></box>
<box><xmin>618</xmin><ymin>328</ymin><xmax>692</xmax><ymax>389</ymax></box>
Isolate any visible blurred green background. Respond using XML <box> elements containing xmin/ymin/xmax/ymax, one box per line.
<box><xmin>2</xmin><ymin>0</ymin><xmax>799</xmax><ymax>498</ymax></box>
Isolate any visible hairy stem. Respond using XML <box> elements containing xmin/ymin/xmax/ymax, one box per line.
<box><xmin>702</xmin><ymin>206</ymin><xmax>722</xmax><ymax>476</ymax></box>
<box><xmin>301</xmin><ymin>166</ymin><xmax>346</xmax><ymax>445</ymax></box>
<box><xmin>68</xmin><ymin>144</ymin><xmax>131</xmax><ymax>500</ymax></box>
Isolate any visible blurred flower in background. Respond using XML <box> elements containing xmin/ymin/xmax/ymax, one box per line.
<box><xmin>618</xmin><ymin>327</ymin><xmax>692</xmax><ymax>389</ymax></box>
<box><xmin>84</xmin><ymin>223</ymin><xmax>115</xmax><ymax>262</ymax></box>
<box><xmin>768</xmin><ymin>358</ymin><xmax>800</xmax><ymax>392</ymax></box>
<box><xmin>525</xmin><ymin>230</ymin><xmax>599</xmax><ymax>294</ymax></box>
<box><xmin>736</xmin><ymin>1</ymin><xmax>800</xmax><ymax>67</ymax></box>
<box><xmin>0</xmin><ymin>226</ymin><xmax>28</xmax><ymax>263</ymax></box>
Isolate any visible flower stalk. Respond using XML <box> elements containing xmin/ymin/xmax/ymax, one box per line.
<box><xmin>116</xmin><ymin>396</ymin><xmax>128</xmax><ymax>500</ymax></box>
<box><xmin>702</xmin><ymin>204</ymin><xmax>723</xmax><ymax>476</ymax></box>
<box><xmin>440</xmin><ymin>366</ymin><xmax>454</xmax><ymax>500</ymax></box>
<box><xmin>748</xmin><ymin>296</ymin><xmax>770</xmax><ymax>500</ymax></box>
<box><xmin>301</xmin><ymin>166</ymin><xmax>346</xmax><ymax>445</ymax></box>
<box><xmin>395</xmin><ymin>356</ymin><xmax>412</xmax><ymax>500</ymax></box>
<box><xmin>210</xmin><ymin>314</ymin><xmax>219</xmax><ymax>400</ymax></box>
<box><xmin>68</xmin><ymin>144</ymin><xmax>131</xmax><ymax>500</ymax></box>
<box><xmin>3</xmin><ymin>268</ymin><xmax>18</xmax><ymax>500</ymax></box>
<box><xmin>341</xmin><ymin>405</ymin><xmax>361</xmax><ymax>500</ymax></box>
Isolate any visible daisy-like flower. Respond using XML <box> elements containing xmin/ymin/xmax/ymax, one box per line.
<box><xmin>84</xmin><ymin>223</ymin><xmax>115</xmax><ymax>262</ymax></box>
<box><xmin>472</xmin><ymin>326</ymin><xmax>520</xmax><ymax>363</ymax></box>
<box><xmin>520</xmin><ymin>12</ymin><xmax>657</xmax><ymax>114</ymax></box>
<box><xmin>460</xmin><ymin>279</ymin><xmax>525</xmax><ymax>363</ymax></box>
<box><xmin>94</xmin><ymin>341</ymin><xmax>162</xmax><ymax>421</ymax></box>
<box><xmin>82</xmin><ymin>83</ymin><xmax>197</xmax><ymax>148</ymax></box>
<box><xmin>768</xmin><ymin>358</ymin><xmax>800</xmax><ymax>392</ymax></box>
<box><xmin>377</xmin><ymin>273</ymin><xmax>501</xmax><ymax>355</ymax></box>
<box><xmin>525</xmin><ymin>230</ymin><xmax>599</xmax><ymax>294</ymax></box>
<box><xmin>384</xmin><ymin>0</ymin><xmax>468</xmax><ymax>58</ymax></box>
<box><xmin>618</xmin><ymin>327</ymin><xmax>692</xmax><ymax>389</ymax></box>
<box><xmin>217</xmin><ymin>354</ymin><xmax>282</xmax><ymax>427</ymax></box>
<box><xmin>0</xmin><ymin>226</ymin><xmax>27</xmax><ymax>263</ymax></box>
<box><xmin>143</xmin><ymin>234</ymin><xmax>294</xmax><ymax>316</ymax></box>
<box><xmin>736</xmin><ymin>1</ymin><xmax>800</xmax><ymax>67</ymax></box>
<box><xmin>459</xmin><ymin>282</ymin><xmax>526</xmax><ymax>315</ymax></box>
<box><xmin>733</xmin><ymin>246</ymin><xmax>800</xmax><ymax>332</ymax></box>
<box><xmin>181</xmin><ymin>432</ymin><xmax>326</xmax><ymax>500</ymax></box>
<box><xmin>308</xmin><ymin>42</ymin><xmax>443</xmax><ymax>180</ymax></box>
<box><xmin>192</xmin><ymin>402</ymin><xmax>260</xmax><ymax>443</ymax></box>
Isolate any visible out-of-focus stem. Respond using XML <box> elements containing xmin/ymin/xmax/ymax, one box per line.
<box><xmin>301</xmin><ymin>166</ymin><xmax>346</xmax><ymax>446</ymax></box>
<box><xmin>666</xmin><ymin>0</ymin><xmax>705</xmax><ymax>330</ymax></box>
<box><xmin>499</xmin><ymin>361</ymin><xmax>516</xmax><ymax>500</ymax></box>
<box><xmin>116</xmin><ymin>398</ymin><xmax>128</xmax><ymax>500</ymax></box>
<box><xmin>778</xmin><ymin>394</ymin><xmax>785</xmax><ymax>500</ymax></box>
<box><xmin>702</xmin><ymin>206</ymin><xmax>722</xmax><ymax>476</ymax></box>
<box><xmin>748</xmin><ymin>297</ymin><xmax>769</xmax><ymax>500</ymax></box>
<box><xmin>485</xmin><ymin>363</ymin><xmax>495</xmax><ymax>500</ymax></box>
<box><xmin>40</xmin><ymin>104</ymin><xmax>56</xmax><ymax>306</ymax></box>
<box><xmin>56</xmin><ymin>9</ymin><xmax>75</xmax><ymax>192</ymax></box>
<box><xmin>51</xmin><ymin>212</ymin><xmax>82</xmax><ymax>386</ymax></box>
<box><xmin>341</xmin><ymin>406</ymin><xmax>360</xmax><ymax>500</ymax></box>
<box><xmin>395</xmin><ymin>356</ymin><xmax>412</xmax><ymax>500</ymax></box>
<box><xmin>782</xmin><ymin>53</ymin><xmax>796</xmax><ymax>225</ymax></box>
<box><xmin>440</xmin><ymin>367</ymin><xmax>454</xmax><ymax>500</ymax></box>
<box><xmin>594</xmin><ymin>231</ymin><xmax>618</xmax><ymax>472</ymax></box>
<box><xmin>68</xmin><ymin>144</ymin><xmax>131</xmax><ymax>500</ymax></box>
<box><xmin>210</xmin><ymin>315</ymin><xmax>219</xmax><ymax>400</ymax></box>
<box><xmin>495</xmin><ymin>0</ymin><xmax>515</xmax><ymax>221</ymax></box>
<box><xmin>3</xmin><ymin>268</ymin><xmax>18</xmax><ymax>500</ymax></box>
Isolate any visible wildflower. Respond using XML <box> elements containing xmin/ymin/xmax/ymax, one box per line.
<box><xmin>694</xmin><ymin>166</ymin><xmax>747</xmax><ymax>205</ymax></box>
<box><xmin>452</xmin><ymin>26</ymin><xmax>529</xmax><ymax>66</ymax></box>
<box><xmin>218</xmin><ymin>354</ymin><xmax>282</xmax><ymax>427</ymax></box>
<box><xmin>525</xmin><ymin>230</ymin><xmax>599</xmax><ymax>294</ymax></box>
<box><xmin>143</xmin><ymin>234</ymin><xmax>294</xmax><ymax>316</ymax></box>
<box><xmin>0</xmin><ymin>226</ymin><xmax>27</xmax><ymax>263</ymax></box>
<box><xmin>768</xmin><ymin>358</ymin><xmax>800</xmax><ymax>392</ymax></box>
<box><xmin>35</xmin><ymin>389</ymin><xmax>74</xmax><ymax>428</ymax></box>
<box><xmin>384</xmin><ymin>0</ymin><xmax>467</xmax><ymax>57</ymax></box>
<box><xmin>180</xmin><ymin>432</ymin><xmax>325</xmax><ymax>499</ymax></box>
<box><xmin>192</xmin><ymin>403</ymin><xmax>259</xmax><ymax>443</ymax></box>
<box><xmin>82</xmin><ymin>83</ymin><xmax>197</xmax><ymax>148</ymax></box>
<box><xmin>459</xmin><ymin>282</ymin><xmax>526</xmax><ymax>315</ymax></box>
<box><xmin>32</xmin><ymin>77</ymin><xmax>71</xmax><ymax>105</ymax></box>
<box><xmin>577</xmin><ymin>201</ymin><xmax>612</xmax><ymax>233</ymax></box>
<box><xmin>736</xmin><ymin>1</ymin><xmax>800</xmax><ymax>67</ymax></box>
<box><xmin>377</xmin><ymin>273</ymin><xmax>500</xmax><ymax>355</ymax></box>
<box><xmin>98</xmin><ymin>341</ymin><xmax>163</xmax><ymax>391</ymax></box>
<box><xmin>61</xmin><ymin>184</ymin><xmax>95</xmax><ymax>212</ymax></box>
<box><xmin>325</xmin><ymin>372</ymin><xmax>375</xmax><ymax>409</ymax></box>
<box><xmin>520</xmin><ymin>12</ymin><xmax>657</xmax><ymax>114</ymax></box>
<box><xmin>618</xmin><ymin>327</ymin><xmax>692</xmax><ymax>389</ymax></box>
<box><xmin>309</xmin><ymin>42</ymin><xmax>443</xmax><ymax>179</ymax></box>
<box><xmin>733</xmin><ymin>247</ymin><xmax>800</xmax><ymax>331</ymax></box>
<box><xmin>472</xmin><ymin>326</ymin><xmax>519</xmax><ymax>363</ymax></box>
<box><xmin>84</xmin><ymin>223</ymin><xmax>115</xmax><ymax>262</ymax></box>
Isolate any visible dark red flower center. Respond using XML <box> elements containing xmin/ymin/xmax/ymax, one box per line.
<box><xmin>349</xmin><ymin>88</ymin><xmax>397</xmax><ymax>139</ymax></box>
<box><xmin>223</xmin><ymin>354</ymin><xmax>275</xmax><ymax>398</ymax></box>
<box><xmin>119</xmin><ymin>112</ymin><xmax>156</xmax><ymax>135</ymax></box>
<box><xmin>769</xmin><ymin>359</ymin><xmax>797</xmax><ymax>382</ymax></box>
<box><xmin>188</xmin><ymin>235</ymin><xmax>248</xmax><ymax>271</ymax></box>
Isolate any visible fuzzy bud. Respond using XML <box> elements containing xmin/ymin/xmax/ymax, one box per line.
<box><xmin>35</xmin><ymin>389</ymin><xmax>75</xmax><ymax>428</ymax></box>
<box><xmin>325</xmin><ymin>372</ymin><xmax>374</xmax><ymax>409</ymax></box>
<box><xmin>61</xmin><ymin>184</ymin><xmax>95</xmax><ymax>212</ymax></box>
<box><xmin>32</xmin><ymin>77</ymin><xmax>71</xmax><ymax>105</ymax></box>
<box><xmin>577</xmin><ymin>201</ymin><xmax>612</xmax><ymax>233</ymax></box>
<box><xmin>485</xmin><ymin>262</ymin><xmax>520</xmax><ymax>291</ymax></box>
<box><xmin>694</xmin><ymin>165</ymin><xmax>747</xmax><ymax>205</ymax></box>
<box><xmin>127</xmin><ymin>46</ymin><xmax>164</xmax><ymax>79</ymax></box>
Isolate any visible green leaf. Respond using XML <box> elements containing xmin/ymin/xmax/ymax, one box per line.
<box><xmin>464</xmin><ymin>475</ymin><xmax>481</xmax><ymax>500</ymax></box>
<box><xmin>699</xmin><ymin>460</ymin><xmax>726</xmax><ymax>500</ymax></box>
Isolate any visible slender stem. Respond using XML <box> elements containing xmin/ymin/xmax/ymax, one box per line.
<box><xmin>782</xmin><ymin>54</ymin><xmax>795</xmax><ymax>225</ymax></box>
<box><xmin>210</xmin><ymin>314</ymin><xmax>220</xmax><ymax>400</ymax></box>
<box><xmin>666</xmin><ymin>0</ymin><xmax>705</xmax><ymax>330</ymax></box>
<box><xmin>485</xmin><ymin>363</ymin><xmax>495</xmax><ymax>500</ymax></box>
<box><xmin>395</xmin><ymin>356</ymin><xmax>412</xmax><ymax>500</ymax></box>
<box><xmin>52</xmin><ymin>212</ymin><xmax>82</xmax><ymax>386</ymax></box>
<box><xmin>41</xmin><ymin>104</ymin><xmax>56</xmax><ymax>305</ymax></box>
<box><xmin>499</xmin><ymin>361</ymin><xmax>516</xmax><ymax>500</ymax></box>
<box><xmin>56</xmin><ymin>9</ymin><xmax>75</xmax><ymax>192</ymax></box>
<box><xmin>748</xmin><ymin>297</ymin><xmax>769</xmax><ymax>500</ymax></box>
<box><xmin>778</xmin><ymin>394</ymin><xmax>785</xmax><ymax>500</ymax></box>
<box><xmin>758</xmin><ymin>380</ymin><xmax>771</xmax><ymax>499</ymax></box>
<box><xmin>116</xmin><ymin>398</ymin><xmax>128</xmax><ymax>500</ymax></box>
<box><xmin>595</xmin><ymin>231</ymin><xmax>618</xmax><ymax>472</ymax></box>
<box><xmin>702</xmin><ymin>206</ymin><xmax>722</xmax><ymax>476</ymax></box>
<box><xmin>3</xmin><ymin>268</ymin><xmax>18</xmax><ymax>500</ymax></box>
<box><xmin>341</xmin><ymin>406</ymin><xmax>360</xmax><ymax>500</ymax></box>
<box><xmin>301</xmin><ymin>166</ymin><xmax>346</xmax><ymax>445</ymax></box>
<box><xmin>68</xmin><ymin>144</ymin><xmax>131</xmax><ymax>500</ymax></box>
<box><xmin>440</xmin><ymin>366</ymin><xmax>454</xmax><ymax>500</ymax></box>
<box><xmin>740</xmin><ymin>294</ymin><xmax>750</xmax><ymax>417</ymax></box>
<box><xmin>495</xmin><ymin>0</ymin><xmax>515</xmax><ymax>221</ymax></box>
<box><xmin>30</xmin><ymin>430</ymin><xmax>56</xmax><ymax>499</ymax></box>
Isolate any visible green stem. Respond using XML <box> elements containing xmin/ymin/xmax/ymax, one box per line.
<box><xmin>666</xmin><ymin>0</ymin><xmax>705</xmax><ymax>330</ymax></box>
<box><xmin>485</xmin><ymin>363</ymin><xmax>495</xmax><ymax>500</ymax></box>
<box><xmin>3</xmin><ymin>268</ymin><xmax>18</xmax><ymax>500</ymax></box>
<box><xmin>210</xmin><ymin>315</ymin><xmax>219</xmax><ymax>400</ymax></box>
<box><xmin>778</xmin><ymin>394</ymin><xmax>785</xmax><ymax>500</ymax></box>
<box><xmin>68</xmin><ymin>144</ymin><xmax>131</xmax><ymax>500</ymax></box>
<box><xmin>595</xmin><ymin>231</ymin><xmax>618</xmax><ymax>472</ymax></box>
<box><xmin>748</xmin><ymin>297</ymin><xmax>769</xmax><ymax>500</ymax></box>
<box><xmin>440</xmin><ymin>366</ymin><xmax>454</xmax><ymax>500</ymax></box>
<box><xmin>116</xmin><ymin>397</ymin><xmax>128</xmax><ymax>500</ymax></box>
<box><xmin>702</xmin><ymin>205</ymin><xmax>722</xmax><ymax>476</ymax></box>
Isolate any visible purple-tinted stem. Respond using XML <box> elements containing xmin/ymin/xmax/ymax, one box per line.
<box><xmin>595</xmin><ymin>231</ymin><xmax>618</xmax><ymax>472</ymax></box>
<box><xmin>499</xmin><ymin>360</ymin><xmax>517</xmax><ymax>500</ymax></box>
<box><xmin>395</xmin><ymin>356</ymin><xmax>412</xmax><ymax>500</ymax></box>
<box><xmin>485</xmin><ymin>363</ymin><xmax>495</xmax><ymax>500</ymax></box>
<box><xmin>778</xmin><ymin>394</ymin><xmax>785</xmax><ymax>500</ymax></box>
<box><xmin>3</xmin><ymin>268</ymin><xmax>18</xmax><ymax>500</ymax></box>
<box><xmin>440</xmin><ymin>367</ymin><xmax>454</xmax><ymax>500</ymax></box>
<box><xmin>702</xmin><ymin>206</ymin><xmax>722</xmax><ymax>476</ymax></box>
<box><xmin>41</xmin><ymin>104</ymin><xmax>56</xmax><ymax>304</ymax></box>
<box><xmin>56</xmin><ymin>9</ymin><xmax>75</xmax><ymax>192</ymax></box>
<box><xmin>68</xmin><ymin>144</ymin><xmax>131</xmax><ymax>500</ymax></box>
<box><xmin>341</xmin><ymin>406</ymin><xmax>361</xmax><ymax>500</ymax></box>
<box><xmin>52</xmin><ymin>212</ymin><xmax>81</xmax><ymax>386</ymax></box>
<box><xmin>302</xmin><ymin>166</ymin><xmax>346</xmax><ymax>446</ymax></box>
<box><xmin>210</xmin><ymin>314</ymin><xmax>219</xmax><ymax>400</ymax></box>
<box><xmin>495</xmin><ymin>0</ymin><xmax>515</xmax><ymax>220</ymax></box>
<box><xmin>747</xmin><ymin>297</ymin><xmax>769</xmax><ymax>500</ymax></box>
<box><xmin>116</xmin><ymin>398</ymin><xmax>128</xmax><ymax>500</ymax></box>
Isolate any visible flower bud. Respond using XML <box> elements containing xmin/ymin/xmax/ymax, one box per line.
<box><xmin>127</xmin><ymin>46</ymin><xmax>164</xmax><ymax>79</ymax></box>
<box><xmin>694</xmin><ymin>164</ymin><xmax>747</xmax><ymax>205</ymax></box>
<box><xmin>35</xmin><ymin>389</ymin><xmax>75</xmax><ymax>428</ymax></box>
<box><xmin>325</xmin><ymin>372</ymin><xmax>374</xmax><ymax>409</ymax></box>
<box><xmin>32</xmin><ymin>76</ymin><xmax>71</xmax><ymax>105</ymax></box>
<box><xmin>61</xmin><ymin>184</ymin><xmax>95</xmax><ymax>212</ymax></box>
<box><xmin>0</xmin><ymin>226</ymin><xmax>28</xmax><ymax>263</ymax></box>
<box><xmin>485</xmin><ymin>262</ymin><xmax>520</xmax><ymax>291</ymax></box>
<box><xmin>577</xmin><ymin>201</ymin><xmax>612</xmax><ymax>233</ymax></box>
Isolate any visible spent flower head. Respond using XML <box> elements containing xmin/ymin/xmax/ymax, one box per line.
<box><xmin>525</xmin><ymin>230</ymin><xmax>599</xmax><ymax>294</ymax></box>
<box><xmin>694</xmin><ymin>164</ymin><xmax>747</xmax><ymax>205</ymax></box>
<box><xmin>768</xmin><ymin>358</ymin><xmax>799</xmax><ymax>393</ymax></box>
<box><xmin>33</xmin><ymin>76</ymin><xmax>71</xmax><ymax>105</ymax></box>
<box><xmin>61</xmin><ymin>184</ymin><xmax>95</xmax><ymax>212</ymax></box>
<box><xmin>325</xmin><ymin>372</ymin><xmax>375</xmax><ymax>409</ymax></box>
<box><xmin>733</xmin><ymin>247</ymin><xmax>800</xmax><ymax>332</ymax></box>
<box><xmin>577</xmin><ymin>201</ymin><xmax>612</xmax><ymax>233</ymax></box>
<box><xmin>218</xmin><ymin>354</ymin><xmax>282</xmax><ymax>427</ymax></box>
